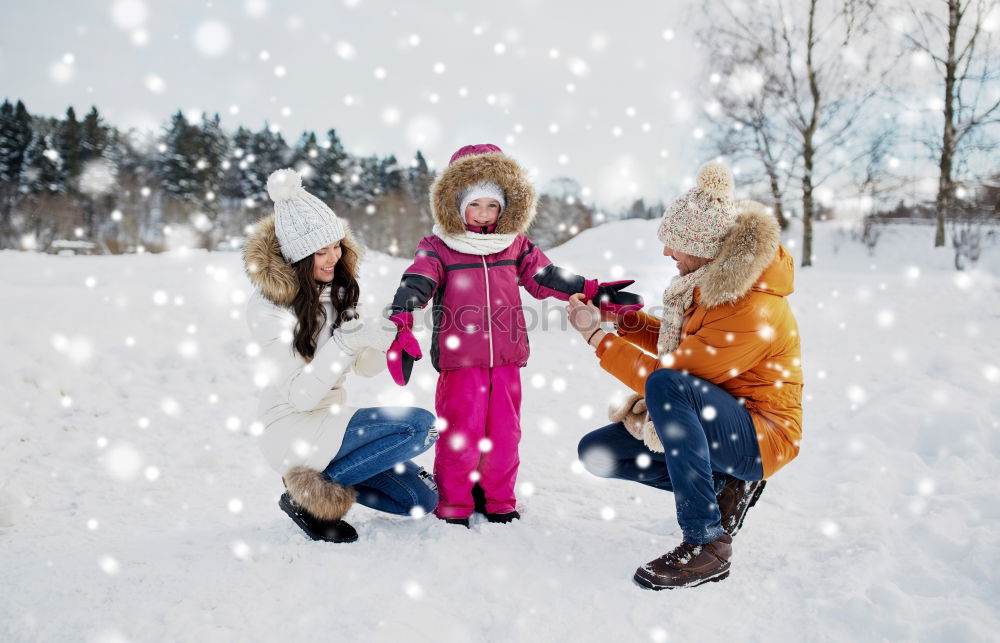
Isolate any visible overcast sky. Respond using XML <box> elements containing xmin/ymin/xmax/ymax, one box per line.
<box><xmin>0</xmin><ymin>0</ymin><xmax>715</xmax><ymax>209</ymax></box>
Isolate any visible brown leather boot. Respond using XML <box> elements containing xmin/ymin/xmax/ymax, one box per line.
<box><xmin>633</xmin><ymin>534</ymin><xmax>733</xmax><ymax>590</ymax></box>
<box><xmin>717</xmin><ymin>476</ymin><xmax>766</xmax><ymax>536</ymax></box>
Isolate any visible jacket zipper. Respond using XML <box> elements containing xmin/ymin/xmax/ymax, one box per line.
<box><xmin>482</xmin><ymin>256</ymin><xmax>494</xmax><ymax>368</ymax></box>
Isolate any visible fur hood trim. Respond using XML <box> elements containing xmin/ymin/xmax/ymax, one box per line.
<box><xmin>697</xmin><ymin>200</ymin><xmax>782</xmax><ymax>308</ymax></box>
<box><xmin>430</xmin><ymin>152</ymin><xmax>537</xmax><ymax>236</ymax></box>
<box><xmin>243</xmin><ymin>214</ymin><xmax>364</xmax><ymax>308</ymax></box>
<box><xmin>283</xmin><ymin>466</ymin><xmax>357</xmax><ymax>521</ymax></box>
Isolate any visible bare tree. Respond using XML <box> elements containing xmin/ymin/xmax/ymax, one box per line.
<box><xmin>895</xmin><ymin>0</ymin><xmax>1000</xmax><ymax>246</ymax></box>
<box><xmin>699</xmin><ymin>30</ymin><xmax>797</xmax><ymax>229</ymax></box>
<box><xmin>701</xmin><ymin>0</ymin><xmax>892</xmax><ymax>266</ymax></box>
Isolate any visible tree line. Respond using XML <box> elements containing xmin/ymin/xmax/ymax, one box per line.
<box><xmin>0</xmin><ymin>101</ymin><xmax>600</xmax><ymax>256</ymax></box>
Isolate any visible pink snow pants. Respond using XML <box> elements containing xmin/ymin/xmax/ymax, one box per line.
<box><xmin>433</xmin><ymin>364</ymin><xmax>522</xmax><ymax>519</ymax></box>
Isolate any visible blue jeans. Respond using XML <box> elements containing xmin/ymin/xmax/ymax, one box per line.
<box><xmin>578</xmin><ymin>369</ymin><xmax>763</xmax><ymax>545</ymax></box>
<box><xmin>323</xmin><ymin>407</ymin><xmax>439</xmax><ymax>516</ymax></box>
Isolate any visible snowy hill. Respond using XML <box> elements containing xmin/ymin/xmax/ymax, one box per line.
<box><xmin>2</xmin><ymin>219</ymin><xmax>999</xmax><ymax>642</ymax></box>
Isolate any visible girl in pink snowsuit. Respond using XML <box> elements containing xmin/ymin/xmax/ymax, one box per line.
<box><xmin>386</xmin><ymin>144</ymin><xmax>641</xmax><ymax>525</ymax></box>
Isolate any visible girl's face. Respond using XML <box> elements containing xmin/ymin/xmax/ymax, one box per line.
<box><xmin>312</xmin><ymin>241</ymin><xmax>342</xmax><ymax>282</ymax></box>
<box><xmin>464</xmin><ymin>198</ymin><xmax>501</xmax><ymax>227</ymax></box>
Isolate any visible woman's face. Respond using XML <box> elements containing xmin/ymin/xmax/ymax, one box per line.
<box><xmin>464</xmin><ymin>198</ymin><xmax>501</xmax><ymax>227</ymax></box>
<box><xmin>312</xmin><ymin>241</ymin><xmax>342</xmax><ymax>282</ymax></box>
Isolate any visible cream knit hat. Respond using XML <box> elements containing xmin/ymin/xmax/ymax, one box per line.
<box><xmin>267</xmin><ymin>168</ymin><xmax>346</xmax><ymax>263</ymax></box>
<box><xmin>658</xmin><ymin>161</ymin><xmax>737</xmax><ymax>259</ymax></box>
<box><xmin>458</xmin><ymin>181</ymin><xmax>506</xmax><ymax>218</ymax></box>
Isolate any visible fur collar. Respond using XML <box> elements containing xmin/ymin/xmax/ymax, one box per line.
<box><xmin>242</xmin><ymin>214</ymin><xmax>363</xmax><ymax>308</ymax></box>
<box><xmin>430</xmin><ymin>152</ymin><xmax>537</xmax><ymax>236</ymax></box>
<box><xmin>697</xmin><ymin>202</ymin><xmax>783</xmax><ymax>308</ymax></box>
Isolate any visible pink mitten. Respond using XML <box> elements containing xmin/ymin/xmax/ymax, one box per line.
<box><xmin>582</xmin><ymin>279</ymin><xmax>644</xmax><ymax>315</ymax></box>
<box><xmin>386</xmin><ymin>312</ymin><xmax>422</xmax><ymax>386</ymax></box>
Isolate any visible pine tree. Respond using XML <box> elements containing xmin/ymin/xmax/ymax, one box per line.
<box><xmin>78</xmin><ymin>106</ymin><xmax>116</xmax><ymax>238</ymax></box>
<box><xmin>0</xmin><ymin>100</ymin><xmax>33</xmax><ymax>242</ymax></box>
<box><xmin>220</xmin><ymin>125</ymin><xmax>252</xmax><ymax>220</ymax></box>
<box><xmin>21</xmin><ymin>117</ymin><xmax>66</xmax><ymax>245</ymax></box>
<box><xmin>379</xmin><ymin>155</ymin><xmax>403</xmax><ymax>194</ymax></box>
<box><xmin>240</xmin><ymin>124</ymin><xmax>290</xmax><ymax>209</ymax></box>
<box><xmin>80</xmin><ymin>106</ymin><xmax>109</xmax><ymax>164</ymax></box>
<box><xmin>54</xmin><ymin>106</ymin><xmax>82</xmax><ymax>192</ymax></box>
<box><xmin>156</xmin><ymin>111</ymin><xmax>197</xmax><ymax>205</ymax></box>
<box><xmin>23</xmin><ymin>124</ymin><xmax>63</xmax><ymax>195</ymax></box>
<box><xmin>315</xmin><ymin>128</ymin><xmax>350</xmax><ymax>206</ymax></box>
<box><xmin>197</xmin><ymin>113</ymin><xmax>228</xmax><ymax>214</ymax></box>
<box><xmin>405</xmin><ymin>149</ymin><xmax>435</xmax><ymax>238</ymax></box>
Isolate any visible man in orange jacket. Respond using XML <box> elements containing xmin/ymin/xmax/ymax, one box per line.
<box><xmin>569</xmin><ymin>161</ymin><xmax>802</xmax><ymax>590</ymax></box>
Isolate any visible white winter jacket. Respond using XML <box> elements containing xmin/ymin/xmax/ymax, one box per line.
<box><xmin>242</xmin><ymin>214</ymin><xmax>385</xmax><ymax>475</ymax></box>
<box><xmin>246</xmin><ymin>290</ymin><xmax>385</xmax><ymax>474</ymax></box>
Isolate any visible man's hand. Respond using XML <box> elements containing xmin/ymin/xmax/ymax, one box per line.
<box><xmin>567</xmin><ymin>294</ymin><xmax>601</xmax><ymax>337</ymax></box>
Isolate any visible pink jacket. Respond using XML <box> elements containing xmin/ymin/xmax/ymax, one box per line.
<box><xmin>394</xmin><ymin>232</ymin><xmax>582</xmax><ymax>371</ymax></box>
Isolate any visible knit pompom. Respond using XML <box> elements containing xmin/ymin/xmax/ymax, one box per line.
<box><xmin>697</xmin><ymin>161</ymin><xmax>734</xmax><ymax>200</ymax></box>
<box><xmin>267</xmin><ymin>168</ymin><xmax>302</xmax><ymax>203</ymax></box>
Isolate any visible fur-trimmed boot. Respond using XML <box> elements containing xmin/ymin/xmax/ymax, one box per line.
<box><xmin>280</xmin><ymin>466</ymin><xmax>359</xmax><ymax>543</ymax></box>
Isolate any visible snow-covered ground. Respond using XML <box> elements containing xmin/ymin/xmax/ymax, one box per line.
<box><xmin>2</xmin><ymin>219</ymin><xmax>999</xmax><ymax>642</ymax></box>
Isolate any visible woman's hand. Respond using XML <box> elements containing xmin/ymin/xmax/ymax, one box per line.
<box><xmin>567</xmin><ymin>294</ymin><xmax>601</xmax><ymax>337</ymax></box>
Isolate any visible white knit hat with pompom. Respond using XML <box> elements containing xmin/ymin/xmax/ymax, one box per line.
<box><xmin>267</xmin><ymin>168</ymin><xmax>345</xmax><ymax>263</ymax></box>
<box><xmin>657</xmin><ymin>160</ymin><xmax>737</xmax><ymax>259</ymax></box>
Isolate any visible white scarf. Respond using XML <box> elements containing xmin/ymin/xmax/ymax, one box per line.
<box><xmin>432</xmin><ymin>224</ymin><xmax>518</xmax><ymax>256</ymax></box>
<box><xmin>610</xmin><ymin>264</ymin><xmax>710</xmax><ymax>453</ymax></box>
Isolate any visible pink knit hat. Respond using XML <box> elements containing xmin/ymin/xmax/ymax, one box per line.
<box><xmin>449</xmin><ymin>143</ymin><xmax>503</xmax><ymax>165</ymax></box>
<box><xmin>658</xmin><ymin>161</ymin><xmax>738</xmax><ymax>259</ymax></box>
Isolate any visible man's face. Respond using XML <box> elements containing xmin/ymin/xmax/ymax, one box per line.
<box><xmin>663</xmin><ymin>245</ymin><xmax>711</xmax><ymax>275</ymax></box>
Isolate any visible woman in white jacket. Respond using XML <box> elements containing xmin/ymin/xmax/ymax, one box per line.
<box><xmin>243</xmin><ymin>169</ymin><xmax>438</xmax><ymax>543</ymax></box>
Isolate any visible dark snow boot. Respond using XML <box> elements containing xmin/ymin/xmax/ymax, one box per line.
<box><xmin>471</xmin><ymin>483</ymin><xmax>488</xmax><ymax>514</ymax></box>
<box><xmin>472</xmin><ymin>483</ymin><xmax>518</xmax><ymax>522</ymax></box>
<box><xmin>717</xmin><ymin>477</ymin><xmax>767</xmax><ymax>537</ymax></box>
<box><xmin>278</xmin><ymin>492</ymin><xmax>358</xmax><ymax>543</ymax></box>
<box><xmin>633</xmin><ymin>534</ymin><xmax>733</xmax><ymax>590</ymax></box>
<box><xmin>439</xmin><ymin>516</ymin><xmax>470</xmax><ymax>528</ymax></box>
<box><xmin>485</xmin><ymin>510</ymin><xmax>520</xmax><ymax>524</ymax></box>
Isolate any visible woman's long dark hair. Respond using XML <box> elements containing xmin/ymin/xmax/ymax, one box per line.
<box><xmin>290</xmin><ymin>247</ymin><xmax>360</xmax><ymax>360</ymax></box>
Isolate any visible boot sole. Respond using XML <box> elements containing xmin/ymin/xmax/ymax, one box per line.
<box><xmin>633</xmin><ymin>568</ymin><xmax>731</xmax><ymax>591</ymax></box>
<box><xmin>730</xmin><ymin>480</ymin><xmax>767</xmax><ymax>537</ymax></box>
<box><xmin>278</xmin><ymin>495</ymin><xmax>359</xmax><ymax>543</ymax></box>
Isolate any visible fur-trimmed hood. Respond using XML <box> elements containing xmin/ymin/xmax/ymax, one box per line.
<box><xmin>697</xmin><ymin>201</ymin><xmax>787</xmax><ymax>308</ymax></box>
<box><xmin>430</xmin><ymin>152</ymin><xmax>537</xmax><ymax>236</ymax></box>
<box><xmin>243</xmin><ymin>214</ymin><xmax>364</xmax><ymax>307</ymax></box>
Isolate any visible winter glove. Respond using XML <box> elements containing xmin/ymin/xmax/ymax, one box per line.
<box><xmin>386</xmin><ymin>312</ymin><xmax>422</xmax><ymax>386</ymax></box>
<box><xmin>608</xmin><ymin>393</ymin><xmax>664</xmax><ymax>453</ymax></box>
<box><xmin>352</xmin><ymin>347</ymin><xmax>387</xmax><ymax>378</ymax></box>
<box><xmin>333</xmin><ymin>317</ymin><xmax>396</xmax><ymax>356</ymax></box>
<box><xmin>581</xmin><ymin>279</ymin><xmax>644</xmax><ymax>315</ymax></box>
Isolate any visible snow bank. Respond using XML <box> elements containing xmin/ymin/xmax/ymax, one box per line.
<box><xmin>1</xmin><ymin>220</ymin><xmax>998</xmax><ymax>641</ymax></box>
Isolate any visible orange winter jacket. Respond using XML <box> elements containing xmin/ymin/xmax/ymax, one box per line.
<box><xmin>595</xmin><ymin>241</ymin><xmax>803</xmax><ymax>478</ymax></box>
